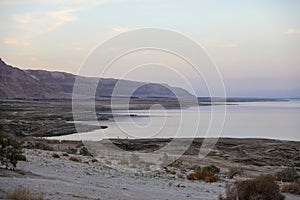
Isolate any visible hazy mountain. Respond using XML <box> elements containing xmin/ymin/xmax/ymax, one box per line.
<box><xmin>0</xmin><ymin>58</ymin><xmax>194</xmax><ymax>99</ymax></box>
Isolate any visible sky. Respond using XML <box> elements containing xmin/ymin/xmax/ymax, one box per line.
<box><xmin>0</xmin><ymin>0</ymin><xmax>300</xmax><ymax>98</ymax></box>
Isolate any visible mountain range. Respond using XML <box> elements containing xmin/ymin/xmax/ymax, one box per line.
<box><xmin>0</xmin><ymin>58</ymin><xmax>194</xmax><ymax>99</ymax></box>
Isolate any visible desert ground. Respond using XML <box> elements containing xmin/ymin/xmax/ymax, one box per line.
<box><xmin>0</xmin><ymin>137</ymin><xmax>299</xmax><ymax>200</ymax></box>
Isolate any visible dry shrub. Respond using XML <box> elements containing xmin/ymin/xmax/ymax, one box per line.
<box><xmin>187</xmin><ymin>172</ymin><xmax>195</xmax><ymax>180</ymax></box>
<box><xmin>62</xmin><ymin>152</ymin><xmax>69</xmax><ymax>157</ymax></box>
<box><xmin>256</xmin><ymin>173</ymin><xmax>277</xmax><ymax>183</ymax></box>
<box><xmin>205</xmin><ymin>174</ymin><xmax>220</xmax><ymax>183</ymax></box>
<box><xmin>51</xmin><ymin>153</ymin><xmax>60</xmax><ymax>158</ymax></box>
<box><xmin>186</xmin><ymin>166</ymin><xmax>220</xmax><ymax>182</ymax></box>
<box><xmin>69</xmin><ymin>156</ymin><xmax>80</xmax><ymax>162</ymax></box>
<box><xmin>91</xmin><ymin>158</ymin><xmax>98</xmax><ymax>162</ymax></box>
<box><xmin>227</xmin><ymin>167</ymin><xmax>243</xmax><ymax>179</ymax></box>
<box><xmin>5</xmin><ymin>186</ymin><xmax>44</xmax><ymax>200</ymax></box>
<box><xmin>220</xmin><ymin>179</ymin><xmax>285</xmax><ymax>200</ymax></box>
<box><xmin>281</xmin><ymin>182</ymin><xmax>300</xmax><ymax>195</ymax></box>
<box><xmin>276</xmin><ymin>167</ymin><xmax>299</xmax><ymax>182</ymax></box>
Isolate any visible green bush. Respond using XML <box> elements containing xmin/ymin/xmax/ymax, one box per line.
<box><xmin>66</xmin><ymin>147</ymin><xmax>77</xmax><ymax>154</ymax></box>
<box><xmin>79</xmin><ymin>147</ymin><xmax>92</xmax><ymax>156</ymax></box>
<box><xmin>203</xmin><ymin>165</ymin><xmax>220</xmax><ymax>174</ymax></box>
<box><xmin>276</xmin><ymin>167</ymin><xmax>299</xmax><ymax>182</ymax></box>
<box><xmin>0</xmin><ymin>126</ymin><xmax>25</xmax><ymax>169</ymax></box>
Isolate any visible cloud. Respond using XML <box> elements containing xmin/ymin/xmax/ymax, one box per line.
<box><xmin>204</xmin><ymin>38</ymin><xmax>238</xmax><ymax>49</ymax></box>
<box><xmin>16</xmin><ymin>52</ymin><xmax>34</xmax><ymax>56</ymax></box>
<box><xmin>13</xmin><ymin>13</ymin><xmax>35</xmax><ymax>24</ymax></box>
<box><xmin>285</xmin><ymin>28</ymin><xmax>300</xmax><ymax>34</ymax></box>
<box><xmin>48</xmin><ymin>9</ymin><xmax>79</xmax><ymax>28</ymax></box>
<box><xmin>13</xmin><ymin>8</ymin><xmax>80</xmax><ymax>35</ymax></box>
<box><xmin>4</xmin><ymin>39</ymin><xmax>18</xmax><ymax>45</ymax></box>
<box><xmin>4</xmin><ymin>38</ymin><xmax>30</xmax><ymax>46</ymax></box>
<box><xmin>113</xmin><ymin>27</ymin><xmax>130</xmax><ymax>33</ymax></box>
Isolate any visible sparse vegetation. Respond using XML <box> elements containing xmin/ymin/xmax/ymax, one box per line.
<box><xmin>5</xmin><ymin>186</ymin><xmax>44</xmax><ymax>200</ymax></box>
<box><xmin>220</xmin><ymin>179</ymin><xmax>285</xmax><ymax>200</ymax></box>
<box><xmin>25</xmin><ymin>141</ymin><xmax>53</xmax><ymax>151</ymax></box>
<box><xmin>227</xmin><ymin>167</ymin><xmax>243</xmax><ymax>179</ymax></box>
<box><xmin>51</xmin><ymin>153</ymin><xmax>60</xmax><ymax>158</ymax></box>
<box><xmin>203</xmin><ymin>165</ymin><xmax>220</xmax><ymax>174</ymax></box>
<box><xmin>79</xmin><ymin>147</ymin><xmax>92</xmax><ymax>157</ymax></box>
<box><xmin>165</xmin><ymin>168</ymin><xmax>176</xmax><ymax>175</ymax></box>
<box><xmin>186</xmin><ymin>165</ymin><xmax>220</xmax><ymax>182</ymax></box>
<box><xmin>91</xmin><ymin>158</ymin><xmax>98</xmax><ymax>162</ymax></box>
<box><xmin>62</xmin><ymin>152</ymin><xmax>69</xmax><ymax>157</ymax></box>
<box><xmin>0</xmin><ymin>125</ymin><xmax>25</xmax><ymax>169</ymax></box>
<box><xmin>66</xmin><ymin>147</ymin><xmax>77</xmax><ymax>154</ymax></box>
<box><xmin>256</xmin><ymin>173</ymin><xmax>277</xmax><ymax>183</ymax></box>
<box><xmin>281</xmin><ymin>182</ymin><xmax>300</xmax><ymax>195</ymax></box>
<box><xmin>276</xmin><ymin>167</ymin><xmax>299</xmax><ymax>182</ymax></box>
<box><xmin>69</xmin><ymin>156</ymin><xmax>81</xmax><ymax>162</ymax></box>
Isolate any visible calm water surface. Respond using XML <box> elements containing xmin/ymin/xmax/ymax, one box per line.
<box><xmin>49</xmin><ymin>101</ymin><xmax>300</xmax><ymax>141</ymax></box>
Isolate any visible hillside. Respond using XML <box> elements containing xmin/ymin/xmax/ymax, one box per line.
<box><xmin>0</xmin><ymin>58</ymin><xmax>194</xmax><ymax>99</ymax></box>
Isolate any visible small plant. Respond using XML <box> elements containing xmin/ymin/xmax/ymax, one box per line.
<box><xmin>203</xmin><ymin>165</ymin><xmax>220</xmax><ymax>174</ymax></box>
<box><xmin>165</xmin><ymin>168</ymin><xmax>176</xmax><ymax>175</ymax></box>
<box><xmin>256</xmin><ymin>173</ymin><xmax>277</xmax><ymax>183</ymax></box>
<box><xmin>27</xmin><ymin>142</ymin><xmax>53</xmax><ymax>151</ymax></box>
<box><xmin>187</xmin><ymin>172</ymin><xmax>195</xmax><ymax>180</ymax></box>
<box><xmin>5</xmin><ymin>186</ymin><xmax>44</xmax><ymax>200</ymax></box>
<box><xmin>62</xmin><ymin>152</ymin><xmax>69</xmax><ymax>157</ymax></box>
<box><xmin>0</xmin><ymin>126</ymin><xmax>25</xmax><ymax>169</ymax></box>
<box><xmin>227</xmin><ymin>167</ymin><xmax>243</xmax><ymax>179</ymax></box>
<box><xmin>276</xmin><ymin>167</ymin><xmax>299</xmax><ymax>182</ymax></box>
<box><xmin>281</xmin><ymin>182</ymin><xmax>300</xmax><ymax>195</ymax></box>
<box><xmin>66</xmin><ymin>147</ymin><xmax>77</xmax><ymax>154</ymax></box>
<box><xmin>16</xmin><ymin>154</ymin><xmax>27</xmax><ymax>161</ymax></box>
<box><xmin>220</xmin><ymin>179</ymin><xmax>285</xmax><ymax>200</ymax></box>
<box><xmin>79</xmin><ymin>147</ymin><xmax>92</xmax><ymax>157</ymax></box>
<box><xmin>51</xmin><ymin>153</ymin><xmax>60</xmax><ymax>158</ymax></box>
<box><xmin>186</xmin><ymin>165</ymin><xmax>220</xmax><ymax>182</ymax></box>
<box><xmin>205</xmin><ymin>174</ymin><xmax>220</xmax><ymax>183</ymax></box>
<box><xmin>69</xmin><ymin>156</ymin><xmax>81</xmax><ymax>162</ymax></box>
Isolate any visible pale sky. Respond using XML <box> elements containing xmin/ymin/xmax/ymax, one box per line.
<box><xmin>0</xmin><ymin>0</ymin><xmax>300</xmax><ymax>98</ymax></box>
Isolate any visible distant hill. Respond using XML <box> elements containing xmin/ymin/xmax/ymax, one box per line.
<box><xmin>0</xmin><ymin>58</ymin><xmax>194</xmax><ymax>99</ymax></box>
